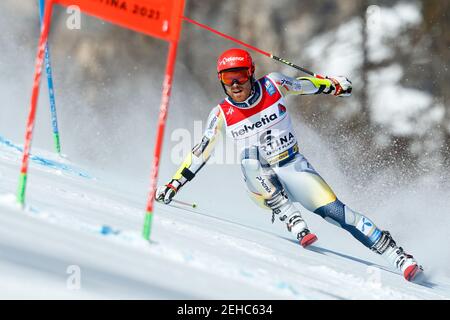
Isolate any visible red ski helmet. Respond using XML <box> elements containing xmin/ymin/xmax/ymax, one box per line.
<box><xmin>217</xmin><ymin>48</ymin><xmax>255</xmax><ymax>79</ymax></box>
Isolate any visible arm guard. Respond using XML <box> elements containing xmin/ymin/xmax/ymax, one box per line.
<box><xmin>267</xmin><ymin>72</ymin><xmax>335</xmax><ymax>96</ymax></box>
<box><xmin>170</xmin><ymin>107</ymin><xmax>224</xmax><ymax>190</ymax></box>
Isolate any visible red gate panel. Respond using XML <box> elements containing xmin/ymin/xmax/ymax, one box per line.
<box><xmin>54</xmin><ymin>0</ymin><xmax>184</xmax><ymax>41</ymax></box>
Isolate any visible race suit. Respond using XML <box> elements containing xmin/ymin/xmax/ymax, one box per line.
<box><xmin>168</xmin><ymin>72</ymin><xmax>383</xmax><ymax>249</ymax></box>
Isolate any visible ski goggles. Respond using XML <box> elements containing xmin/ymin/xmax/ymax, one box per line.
<box><xmin>219</xmin><ymin>68</ymin><xmax>251</xmax><ymax>86</ymax></box>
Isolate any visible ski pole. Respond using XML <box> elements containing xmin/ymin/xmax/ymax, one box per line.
<box><xmin>172</xmin><ymin>199</ymin><xmax>197</xmax><ymax>208</ymax></box>
<box><xmin>182</xmin><ymin>16</ymin><xmax>324</xmax><ymax>78</ymax></box>
<box><xmin>38</xmin><ymin>0</ymin><xmax>61</xmax><ymax>154</ymax></box>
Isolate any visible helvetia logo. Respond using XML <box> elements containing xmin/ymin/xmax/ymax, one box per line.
<box><xmin>231</xmin><ymin>113</ymin><xmax>278</xmax><ymax>138</ymax></box>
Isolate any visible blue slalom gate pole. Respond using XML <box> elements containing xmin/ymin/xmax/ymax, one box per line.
<box><xmin>38</xmin><ymin>0</ymin><xmax>61</xmax><ymax>154</ymax></box>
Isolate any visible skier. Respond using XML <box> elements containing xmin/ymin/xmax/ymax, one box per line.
<box><xmin>156</xmin><ymin>48</ymin><xmax>422</xmax><ymax>281</ymax></box>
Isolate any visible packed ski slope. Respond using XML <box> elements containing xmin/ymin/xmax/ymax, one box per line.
<box><xmin>0</xmin><ymin>135</ymin><xmax>449</xmax><ymax>300</ymax></box>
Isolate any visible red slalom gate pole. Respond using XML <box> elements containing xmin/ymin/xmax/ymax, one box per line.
<box><xmin>182</xmin><ymin>16</ymin><xmax>323</xmax><ymax>78</ymax></box>
<box><xmin>143</xmin><ymin>40</ymin><xmax>179</xmax><ymax>240</ymax></box>
<box><xmin>17</xmin><ymin>0</ymin><xmax>54</xmax><ymax>206</ymax></box>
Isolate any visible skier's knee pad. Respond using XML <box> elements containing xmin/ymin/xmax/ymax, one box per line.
<box><xmin>240</xmin><ymin>147</ymin><xmax>285</xmax><ymax>210</ymax></box>
<box><xmin>240</xmin><ymin>146</ymin><xmax>261</xmax><ymax>174</ymax></box>
<box><xmin>241</xmin><ymin>158</ymin><xmax>261</xmax><ymax>174</ymax></box>
<box><xmin>314</xmin><ymin>199</ymin><xmax>382</xmax><ymax>248</ymax></box>
<box><xmin>241</xmin><ymin>158</ymin><xmax>268</xmax><ymax>209</ymax></box>
<box><xmin>240</xmin><ymin>147</ymin><xmax>263</xmax><ymax>194</ymax></box>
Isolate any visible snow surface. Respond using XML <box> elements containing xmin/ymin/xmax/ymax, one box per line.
<box><xmin>1</xmin><ymin>136</ymin><xmax>449</xmax><ymax>300</ymax></box>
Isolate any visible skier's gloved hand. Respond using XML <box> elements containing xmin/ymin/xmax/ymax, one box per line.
<box><xmin>155</xmin><ymin>182</ymin><xmax>179</xmax><ymax>204</ymax></box>
<box><xmin>327</xmin><ymin>76</ymin><xmax>352</xmax><ymax>97</ymax></box>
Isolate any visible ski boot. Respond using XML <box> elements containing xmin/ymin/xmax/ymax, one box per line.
<box><xmin>295</xmin><ymin>227</ymin><xmax>318</xmax><ymax>248</ymax></box>
<box><xmin>371</xmin><ymin>231</ymin><xmax>423</xmax><ymax>281</ymax></box>
<box><xmin>268</xmin><ymin>194</ymin><xmax>317</xmax><ymax>248</ymax></box>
